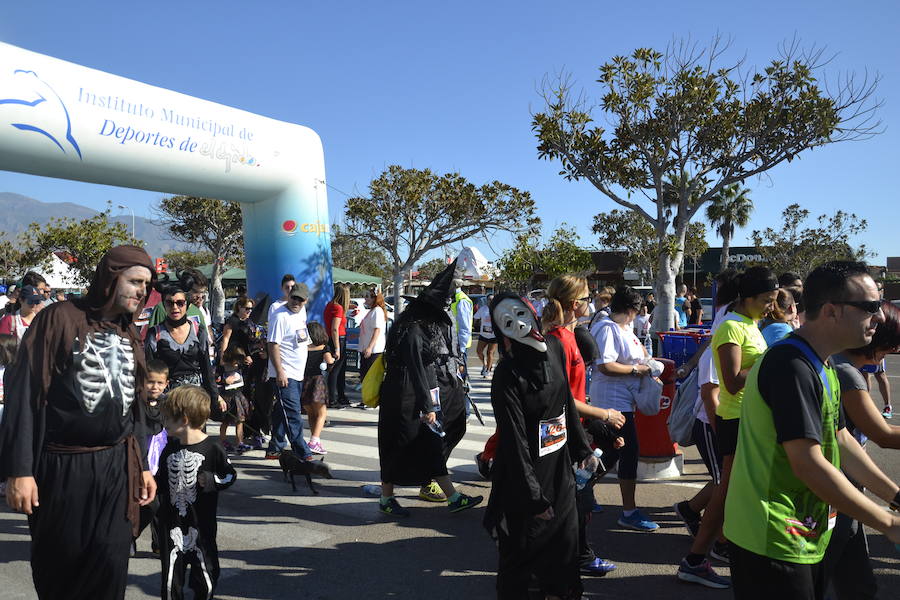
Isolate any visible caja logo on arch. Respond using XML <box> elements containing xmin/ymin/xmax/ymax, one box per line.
<box><xmin>281</xmin><ymin>220</ymin><xmax>329</xmax><ymax>236</ymax></box>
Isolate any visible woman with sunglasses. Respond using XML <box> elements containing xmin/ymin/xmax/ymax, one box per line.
<box><xmin>0</xmin><ymin>285</ymin><xmax>43</xmax><ymax>342</ymax></box>
<box><xmin>220</xmin><ymin>296</ymin><xmax>257</xmax><ymax>367</ymax></box>
<box><xmin>145</xmin><ymin>285</ymin><xmax>224</xmax><ymax>415</ymax></box>
<box><xmin>823</xmin><ymin>299</ymin><xmax>900</xmax><ymax>599</ymax></box>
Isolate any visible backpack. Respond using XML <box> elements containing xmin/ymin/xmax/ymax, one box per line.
<box><xmin>667</xmin><ymin>366</ymin><xmax>699</xmax><ymax>447</ymax></box>
<box><xmin>361</xmin><ymin>354</ymin><xmax>386</xmax><ymax>408</ymax></box>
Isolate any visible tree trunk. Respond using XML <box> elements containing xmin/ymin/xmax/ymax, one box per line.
<box><xmin>392</xmin><ymin>266</ymin><xmax>405</xmax><ymax>315</ymax></box>
<box><xmin>210</xmin><ymin>258</ymin><xmax>226</xmax><ymax>325</ymax></box>
<box><xmin>720</xmin><ymin>224</ymin><xmax>732</xmax><ymax>272</ymax></box>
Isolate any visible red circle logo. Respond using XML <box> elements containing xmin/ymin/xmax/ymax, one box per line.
<box><xmin>282</xmin><ymin>220</ymin><xmax>297</xmax><ymax>233</ymax></box>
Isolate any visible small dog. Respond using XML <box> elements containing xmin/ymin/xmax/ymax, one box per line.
<box><xmin>278</xmin><ymin>450</ymin><xmax>334</xmax><ymax>494</ymax></box>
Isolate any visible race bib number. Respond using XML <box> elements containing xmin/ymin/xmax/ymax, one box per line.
<box><xmin>538</xmin><ymin>411</ymin><xmax>567</xmax><ymax>457</ymax></box>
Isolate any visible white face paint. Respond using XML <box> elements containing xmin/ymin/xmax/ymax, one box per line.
<box><xmin>492</xmin><ymin>297</ymin><xmax>547</xmax><ymax>352</ymax></box>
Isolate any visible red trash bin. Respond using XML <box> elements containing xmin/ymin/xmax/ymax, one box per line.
<box><xmin>634</xmin><ymin>358</ymin><xmax>677</xmax><ymax>458</ymax></box>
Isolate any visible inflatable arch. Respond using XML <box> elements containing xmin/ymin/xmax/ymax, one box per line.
<box><xmin>0</xmin><ymin>42</ymin><xmax>332</xmax><ymax>318</ymax></box>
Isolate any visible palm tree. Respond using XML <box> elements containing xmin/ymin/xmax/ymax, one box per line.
<box><xmin>706</xmin><ymin>184</ymin><xmax>753</xmax><ymax>271</ymax></box>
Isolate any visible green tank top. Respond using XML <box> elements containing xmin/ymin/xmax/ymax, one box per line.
<box><xmin>724</xmin><ymin>336</ymin><xmax>841</xmax><ymax>564</ymax></box>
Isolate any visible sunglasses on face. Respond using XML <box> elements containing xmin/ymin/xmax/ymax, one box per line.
<box><xmin>578</xmin><ymin>296</ymin><xmax>592</xmax><ymax>303</ymax></box>
<box><xmin>834</xmin><ymin>300</ymin><xmax>881</xmax><ymax>314</ymax></box>
<box><xmin>165</xmin><ymin>299</ymin><xmax>187</xmax><ymax>308</ymax></box>
<box><xmin>239</xmin><ymin>305</ymin><xmax>253</xmax><ymax>311</ymax></box>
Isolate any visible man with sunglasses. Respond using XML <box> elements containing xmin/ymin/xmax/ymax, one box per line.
<box><xmin>725</xmin><ymin>261</ymin><xmax>900</xmax><ymax>600</ymax></box>
<box><xmin>264</xmin><ymin>282</ymin><xmax>314</xmax><ymax>461</ymax></box>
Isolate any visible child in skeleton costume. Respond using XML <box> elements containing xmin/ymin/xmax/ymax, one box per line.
<box><xmin>156</xmin><ymin>385</ymin><xmax>236</xmax><ymax>600</ymax></box>
<box><xmin>0</xmin><ymin>246</ymin><xmax>157</xmax><ymax>600</ymax></box>
<box><xmin>483</xmin><ymin>293</ymin><xmax>592</xmax><ymax>600</ymax></box>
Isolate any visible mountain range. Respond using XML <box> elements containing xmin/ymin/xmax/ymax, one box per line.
<box><xmin>0</xmin><ymin>192</ymin><xmax>190</xmax><ymax>259</ymax></box>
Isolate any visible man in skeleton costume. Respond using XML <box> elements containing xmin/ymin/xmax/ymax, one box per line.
<box><xmin>0</xmin><ymin>246</ymin><xmax>157</xmax><ymax>600</ymax></box>
<box><xmin>483</xmin><ymin>293</ymin><xmax>592</xmax><ymax>600</ymax></box>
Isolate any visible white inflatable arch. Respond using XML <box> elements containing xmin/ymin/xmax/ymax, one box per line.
<box><xmin>0</xmin><ymin>42</ymin><xmax>332</xmax><ymax>317</ymax></box>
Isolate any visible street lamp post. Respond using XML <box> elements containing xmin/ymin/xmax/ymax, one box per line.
<box><xmin>117</xmin><ymin>203</ymin><xmax>135</xmax><ymax>238</ymax></box>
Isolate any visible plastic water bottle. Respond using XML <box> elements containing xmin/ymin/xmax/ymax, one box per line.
<box><xmin>421</xmin><ymin>411</ymin><xmax>446</xmax><ymax>438</ymax></box>
<box><xmin>575</xmin><ymin>448</ymin><xmax>604</xmax><ymax>490</ymax></box>
<box><xmin>362</xmin><ymin>484</ymin><xmax>382</xmax><ymax>497</ymax></box>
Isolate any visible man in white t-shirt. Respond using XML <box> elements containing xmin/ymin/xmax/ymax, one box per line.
<box><xmin>265</xmin><ymin>282</ymin><xmax>313</xmax><ymax>460</ymax></box>
<box><xmin>267</xmin><ymin>273</ymin><xmax>296</xmax><ymax>324</ymax></box>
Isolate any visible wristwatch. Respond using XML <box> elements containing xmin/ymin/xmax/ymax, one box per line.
<box><xmin>631</xmin><ymin>365</ymin><xmax>639</xmax><ymax>376</ymax></box>
<box><xmin>890</xmin><ymin>490</ymin><xmax>900</xmax><ymax>512</ymax></box>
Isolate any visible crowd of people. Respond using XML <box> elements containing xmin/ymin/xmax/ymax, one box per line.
<box><xmin>0</xmin><ymin>246</ymin><xmax>899</xmax><ymax>600</ymax></box>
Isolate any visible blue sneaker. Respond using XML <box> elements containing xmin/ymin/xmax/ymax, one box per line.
<box><xmin>617</xmin><ymin>510</ymin><xmax>659</xmax><ymax>532</ymax></box>
<box><xmin>580</xmin><ymin>557</ymin><xmax>616</xmax><ymax>576</ymax></box>
<box><xmin>592</xmin><ymin>502</ymin><xmax>604</xmax><ymax>513</ymax></box>
<box><xmin>676</xmin><ymin>557</ymin><xmax>730</xmax><ymax>589</ymax></box>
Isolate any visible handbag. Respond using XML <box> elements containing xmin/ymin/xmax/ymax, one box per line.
<box><xmin>361</xmin><ymin>354</ymin><xmax>386</xmax><ymax>408</ymax></box>
<box><xmin>666</xmin><ymin>367</ymin><xmax>699</xmax><ymax>446</ymax></box>
<box><xmin>633</xmin><ymin>373</ymin><xmax>664</xmax><ymax>416</ymax></box>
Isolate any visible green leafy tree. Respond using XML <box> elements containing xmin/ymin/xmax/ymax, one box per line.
<box><xmin>0</xmin><ymin>240</ymin><xmax>28</xmax><ymax>282</ymax></box>
<box><xmin>19</xmin><ymin>203</ymin><xmax>140</xmax><ymax>285</ymax></box>
<box><xmin>593</xmin><ymin>209</ymin><xmax>657</xmax><ymax>283</ymax></box>
<box><xmin>751</xmin><ymin>204</ymin><xmax>869</xmax><ymax>279</ymax></box>
<box><xmin>533</xmin><ymin>37</ymin><xmax>880</xmax><ymax>332</ymax></box>
<box><xmin>497</xmin><ymin>224</ymin><xmax>594</xmax><ymax>290</ymax></box>
<box><xmin>345</xmin><ymin>165</ymin><xmax>538</xmax><ymax>311</ymax></box>
<box><xmin>162</xmin><ymin>250</ymin><xmax>217</xmax><ymax>273</ymax></box>
<box><xmin>330</xmin><ymin>224</ymin><xmax>392</xmax><ymax>281</ymax></box>
<box><xmin>706</xmin><ymin>184</ymin><xmax>753</xmax><ymax>270</ymax></box>
<box><xmin>416</xmin><ymin>257</ymin><xmax>451</xmax><ymax>281</ymax></box>
<box><xmin>683</xmin><ymin>222</ymin><xmax>710</xmax><ymax>287</ymax></box>
<box><xmin>154</xmin><ymin>196</ymin><xmax>244</xmax><ymax>323</ymax></box>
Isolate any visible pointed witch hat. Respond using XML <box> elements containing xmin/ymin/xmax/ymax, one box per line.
<box><xmin>402</xmin><ymin>258</ymin><xmax>459</xmax><ymax>323</ymax></box>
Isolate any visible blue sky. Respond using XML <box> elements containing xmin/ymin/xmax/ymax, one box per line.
<box><xmin>1</xmin><ymin>1</ymin><xmax>897</xmax><ymax>264</ymax></box>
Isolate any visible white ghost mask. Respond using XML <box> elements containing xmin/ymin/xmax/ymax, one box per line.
<box><xmin>492</xmin><ymin>297</ymin><xmax>547</xmax><ymax>352</ymax></box>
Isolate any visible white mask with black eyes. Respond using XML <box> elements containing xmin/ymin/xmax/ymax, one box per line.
<box><xmin>492</xmin><ymin>298</ymin><xmax>547</xmax><ymax>352</ymax></box>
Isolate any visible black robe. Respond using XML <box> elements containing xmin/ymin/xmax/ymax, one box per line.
<box><xmin>0</xmin><ymin>301</ymin><xmax>151</xmax><ymax>600</ymax></box>
<box><xmin>156</xmin><ymin>436</ymin><xmax>236</xmax><ymax>600</ymax></box>
<box><xmin>484</xmin><ymin>335</ymin><xmax>591</xmax><ymax>599</ymax></box>
<box><xmin>378</xmin><ymin>321</ymin><xmax>448</xmax><ymax>486</ymax></box>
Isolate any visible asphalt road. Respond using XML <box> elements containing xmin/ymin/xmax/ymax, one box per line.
<box><xmin>1</xmin><ymin>354</ymin><xmax>899</xmax><ymax>599</ymax></box>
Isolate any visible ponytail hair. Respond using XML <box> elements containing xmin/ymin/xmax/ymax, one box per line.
<box><xmin>541</xmin><ymin>274</ymin><xmax>588</xmax><ymax>333</ymax></box>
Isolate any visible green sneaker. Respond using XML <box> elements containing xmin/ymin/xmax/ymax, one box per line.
<box><xmin>419</xmin><ymin>481</ymin><xmax>447</xmax><ymax>503</ymax></box>
<box><xmin>379</xmin><ymin>497</ymin><xmax>410</xmax><ymax>517</ymax></box>
<box><xmin>448</xmin><ymin>493</ymin><xmax>483</xmax><ymax>513</ymax></box>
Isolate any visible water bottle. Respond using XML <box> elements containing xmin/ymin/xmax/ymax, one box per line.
<box><xmin>362</xmin><ymin>484</ymin><xmax>382</xmax><ymax>497</ymax></box>
<box><xmin>421</xmin><ymin>411</ymin><xmax>446</xmax><ymax>438</ymax></box>
<box><xmin>575</xmin><ymin>448</ymin><xmax>604</xmax><ymax>490</ymax></box>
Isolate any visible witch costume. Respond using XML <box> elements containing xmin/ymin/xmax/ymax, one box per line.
<box><xmin>483</xmin><ymin>293</ymin><xmax>592</xmax><ymax>600</ymax></box>
<box><xmin>378</xmin><ymin>260</ymin><xmax>464</xmax><ymax>487</ymax></box>
<box><xmin>0</xmin><ymin>246</ymin><xmax>155</xmax><ymax>600</ymax></box>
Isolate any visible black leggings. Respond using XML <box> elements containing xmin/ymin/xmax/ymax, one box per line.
<box><xmin>616</xmin><ymin>411</ymin><xmax>639</xmax><ymax>480</ymax></box>
<box><xmin>327</xmin><ymin>336</ymin><xmax>347</xmax><ymax>404</ymax></box>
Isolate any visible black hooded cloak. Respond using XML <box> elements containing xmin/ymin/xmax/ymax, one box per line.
<box><xmin>378</xmin><ymin>260</ymin><xmax>463</xmax><ymax>486</ymax></box>
<box><xmin>0</xmin><ymin>245</ymin><xmax>155</xmax><ymax>600</ymax></box>
<box><xmin>483</xmin><ymin>293</ymin><xmax>591</xmax><ymax>600</ymax></box>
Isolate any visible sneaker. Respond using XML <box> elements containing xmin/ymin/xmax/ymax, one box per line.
<box><xmin>354</xmin><ymin>402</ymin><xmax>370</xmax><ymax>410</ymax></box>
<box><xmin>883</xmin><ymin>406</ymin><xmax>893</xmax><ymax>419</ymax></box>
<box><xmin>264</xmin><ymin>451</ymin><xmax>282</xmax><ymax>460</ymax></box>
<box><xmin>480</xmin><ymin>367</ymin><xmax>488</xmax><ymax>377</ymax></box>
<box><xmin>580</xmin><ymin>557</ymin><xmax>617</xmax><ymax>576</ymax></box>
<box><xmin>710</xmin><ymin>541</ymin><xmax>730</xmax><ymax>564</ymax></box>
<box><xmin>379</xmin><ymin>497</ymin><xmax>410</xmax><ymax>517</ymax></box>
<box><xmin>236</xmin><ymin>443</ymin><xmax>253</xmax><ymax>453</ymax></box>
<box><xmin>677</xmin><ymin>557</ymin><xmax>730</xmax><ymax>589</ymax></box>
<box><xmin>617</xmin><ymin>510</ymin><xmax>659</xmax><ymax>532</ymax></box>
<box><xmin>419</xmin><ymin>481</ymin><xmax>447</xmax><ymax>502</ymax></box>
<box><xmin>252</xmin><ymin>436</ymin><xmax>266</xmax><ymax>450</ymax></box>
<box><xmin>592</xmin><ymin>502</ymin><xmax>604</xmax><ymax>514</ymax></box>
<box><xmin>673</xmin><ymin>501</ymin><xmax>701</xmax><ymax>537</ymax></box>
<box><xmin>448</xmin><ymin>493</ymin><xmax>483</xmax><ymax>513</ymax></box>
<box><xmin>222</xmin><ymin>441</ymin><xmax>235</xmax><ymax>453</ymax></box>
<box><xmin>308</xmin><ymin>440</ymin><xmax>328</xmax><ymax>455</ymax></box>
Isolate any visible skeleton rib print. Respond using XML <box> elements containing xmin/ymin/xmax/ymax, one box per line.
<box><xmin>167</xmin><ymin>448</ymin><xmax>205</xmax><ymax>517</ymax></box>
<box><xmin>73</xmin><ymin>331</ymin><xmax>136</xmax><ymax>416</ymax></box>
